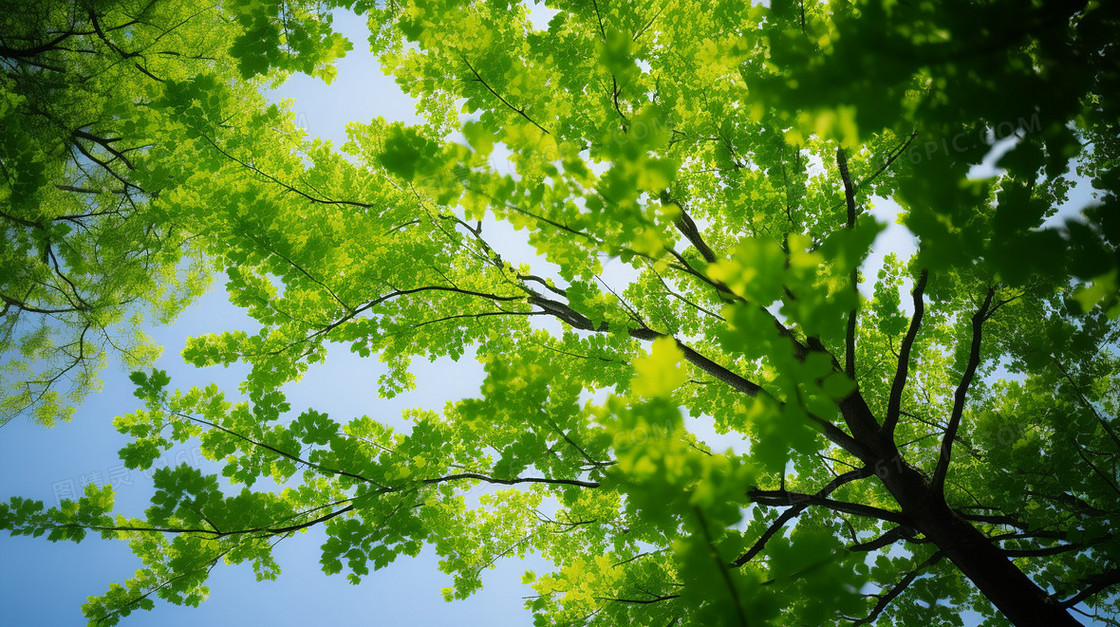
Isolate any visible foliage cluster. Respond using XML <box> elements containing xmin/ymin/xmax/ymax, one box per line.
<box><xmin>2</xmin><ymin>1</ymin><xmax>1119</xmax><ymax>625</ymax></box>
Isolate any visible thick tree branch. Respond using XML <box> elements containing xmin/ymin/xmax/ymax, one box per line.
<box><xmin>72</xmin><ymin>129</ymin><xmax>136</xmax><ymax>169</ymax></box>
<box><xmin>0</xmin><ymin>293</ymin><xmax>88</xmax><ymax>315</ymax></box>
<box><xmin>0</xmin><ymin>31</ymin><xmax>76</xmax><ymax>58</ymax></box>
<box><xmin>931</xmin><ymin>287</ymin><xmax>994</xmax><ymax>495</ymax></box>
<box><xmin>598</xmin><ymin>594</ymin><xmax>680</xmax><ymax>605</ymax></box>
<box><xmin>882</xmin><ymin>269</ymin><xmax>929</xmax><ymax>437</ymax></box>
<box><xmin>87</xmin><ymin>8</ymin><xmax>138</xmax><ymax>59</ymax></box>
<box><xmin>849</xmin><ymin>525</ymin><xmax>923</xmax><ymax>552</ymax></box>
<box><xmin>526</xmin><ymin>293</ymin><xmax>771</xmax><ymax>399</ymax></box>
<box><xmin>638</xmin><ymin>325</ymin><xmax>864</xmax><ymax>455</ymax></box>
<box><xmin>424</xmin><ymin>472</ymin><xmax>600</xmax><ymax>489</ymax></box>
<box><xmin>1000</xmin><ymin>543</ymin><xmax>1090</xmax><ymax>558</ymax></box>
<box><xmin>836</xmin><ymin>147</ymin><xmax>859</xmax><ymax>379</ymax></box>
<box><xmin>959</xmin><ymin>512</ymin><xmax>1025</xmax><ymax>527</ymax></box>
<box><xmin>70</xmin><ymin>140</ymin><xmax>140</xmax><ymax>190</ymax></box>
<box><xmin>748</xmin><ymin>488</ymin><xmax>908</xmax><ymax>524</ymax></box>
<box><xmin>661</xmin><ymin>191</ymin><xmax>717</xmax><ymax>263</ymax></box>
<box><xmin>628</xmin><ymin>326</ymin><xmax>763</xmax><ymax>397</ymax></box>
<box><xmin>530</xmin><ymin>290</ymin><xmax>868</xmax><ymax>459</ymax></box>
<box><xmin>0</xmin><ymin>208</ymin><xmax>47</xmax><ymax>229</ymax></box>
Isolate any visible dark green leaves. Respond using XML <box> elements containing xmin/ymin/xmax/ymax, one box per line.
<box><xmin>377</xmin><ymin>124</ymin><xmax>439</xmax><ymax>181</ymax></box>
<box><xmin>291</xmin><ymin>409</ymin><xmax>336</xmax><ymax>446</ymax></box>
<box><xmin>129</xmin><ymin>370</ymin><xmax>171</xmax><ymax>403</ymax></box>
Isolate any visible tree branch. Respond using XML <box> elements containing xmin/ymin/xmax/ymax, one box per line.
<box><xmin>169</xmin><ymin>409</ymin><xmax>384</xmax><ymax>488</ymax></box>
<box><xmin>200</xmin><ymin>134</ymin><xmax>375</xmax><ymax>209</ymax></box>
<box><xmin>662</xmin><ymin>191</ymin><xmax>717</xmax><ymax>263</ymax></box>
<box><xmin>849</xmin><ymin>525</ymin><xmax>923</xmax><ymax>552</ymax></box>
<box><xmin>424</xmin><ymin>472</ymin><xmax>600</xmax><ymax>489</ymax></box>
<box><xmin>462</xmin><ymin>56</ymin><xmax>549</xmax><ymax>135</ymax></box>
<box><xmin>748</xmin><ymin>488</ymin><xmax>908</xmax><ymax>524</ymax></box>
<box><xmin>882</xmin><ymin>269</ymin><xmax>928</xmax><ymax>437</ymax></box>
<box><xmin>1052</xmin><ymin>357</ymin><xmax>1120</xmax><ymax>452</ymax></box>
<box><xmin>1060</xmin><ymin>566</ymin><xmax>1120</xmax><ymax>608</ymax></box>
<box><xmin>694</xmin><ymin>507</ymin><xmax>749</xmax><ymax>627</ymax></box>
<box><xmin>931</xmin><ymin>287</ymin><xmax>994</xmax><ymax>495</ymax></box>
<box><xmin>733</xmin><ymin>467</ymin><xmax>870</xmax><ymax>567</ymax></box>
<box><xmin>852</xmin><ymin>551</ymin><xmax>944</xmax><ymax>625</ymax></box>
<box><xmin>598</xmin><ymin>594</ymin><xmax>680</xmax><ymax>605</ymax></box>
<box><xmin>836</xmin><ymin>147</ymin><xmax>859</xmax><ymax>379</ymax></box>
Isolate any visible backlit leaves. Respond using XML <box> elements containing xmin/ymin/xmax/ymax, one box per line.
<box><xmin>2</xmin><ymin>1</ymin><xmax>1119</xmax><ymax>626</ymax></box>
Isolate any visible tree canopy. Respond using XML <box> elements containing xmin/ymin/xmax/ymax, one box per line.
<box><xmin>2</xmin><ymin>0</ymin><xmax>1119</xmax><ymax>625</ymax></box>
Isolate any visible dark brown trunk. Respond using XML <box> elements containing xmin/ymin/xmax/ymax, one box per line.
<box><xmin>915</xmin><ymin>502</ymin><xmax>1079</xmax><ymax>626</ymax></box>
<box><xmin>873</xmin><ymin>450</ymin><xmax>1080</xmax><ymax>626</ymax></box>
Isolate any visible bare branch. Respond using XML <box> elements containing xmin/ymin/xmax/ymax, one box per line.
<box><xmin>662</xmin><ymin>191</ymin><xmax>718</xmax><ymax>263</ymax></box>
<box><xmin>931</xmin><ymin>287</ymin><xmax>994</xmax><ymax>495</ymax></box>
<box><xmin>733</xmin><ymin>467</ymin><xmax>871</xmax><ymax>567</ymax></box>
<box><xmin>882</xmin><ymin>269</ymin><xmax>929</xmax><ymax>437</ymax></box>
<box><xmin>836</xmin><ymin>147</ymin><xmax>859</xmax><ymax>378</ymax></box>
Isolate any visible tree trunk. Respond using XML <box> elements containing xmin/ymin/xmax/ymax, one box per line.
<box><xmin>876</xmin><ymin>456</ymin><xmax>1081</xmax><ymax>626</ymax></box>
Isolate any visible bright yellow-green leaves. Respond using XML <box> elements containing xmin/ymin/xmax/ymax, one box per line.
<box><xmin>783</xmin><ymin>106</ymin><xmax>862</xmax><ymax>149</ymax></box>
<box><xmin>631</xmin><ymin>336</ymin><xmax>688</xmax><ymax>399</ymax></box>
<box><xmin>0</xmin><ymin>1</ymin><xmax>254</xmax><ymax>424</ymax></box>
<box><xmin>711</xmin><ymin>219</ymin><xmax>881</xmax><ymax>346</ymax></box>
<box><xmin>709</xmin><ymin>237</ymin><xmax>789</xmax><ymax>305</ymax></box>
<box><xmin>2</xmin><ymin>1</ymin><xmax>1118</xmax><ymax>625</ymax></box>
<box><xmin>1075</xmin><ymin>269</ymin><xmax>1120</xmax><ymax>319</ymax></box>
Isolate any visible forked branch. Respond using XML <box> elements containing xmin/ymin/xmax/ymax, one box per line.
<box><xmin>733</xmin><ymin>467</ymin><xmax>871</xmax><ymax>567</ymax></box>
